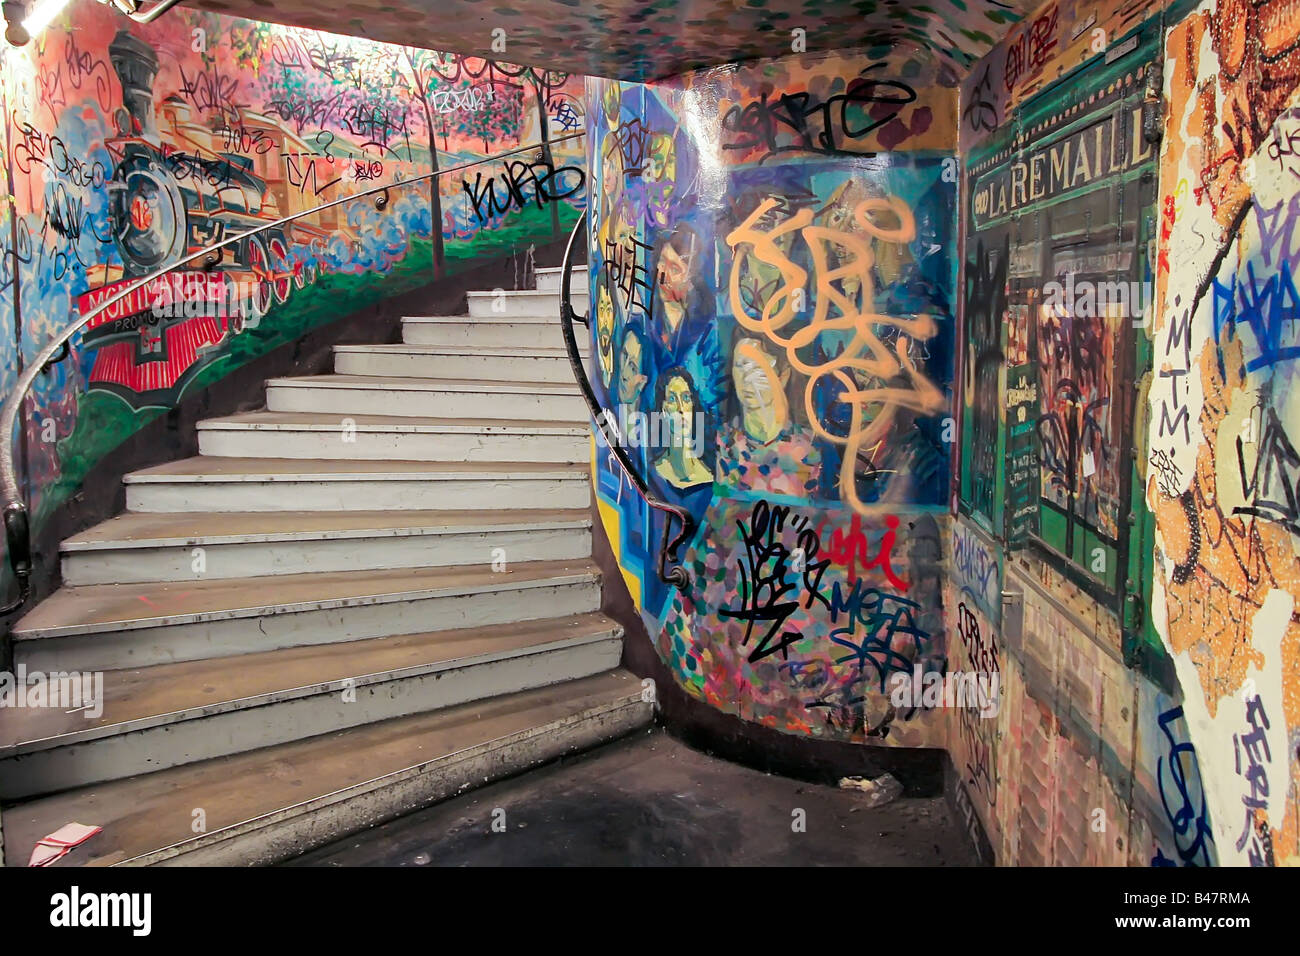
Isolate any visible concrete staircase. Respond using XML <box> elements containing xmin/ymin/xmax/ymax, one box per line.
<box><xmin>0</xmin><ymin>265</ymin><xmax>652</xmax><ymax>866</ymax></box>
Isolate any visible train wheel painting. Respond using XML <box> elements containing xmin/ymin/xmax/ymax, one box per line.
<box><xmin>245</xmin><ymin>235</ymin><xmax>274</xmax><ymax>321</ymax></box>
<box><xmin>222</xmin><ymin>274</ymin><xmax>245</xmax><ymax>337</ymax></box>
<box><xmin>269</xmin><ymin>236</ymin><xmax>293</xmax><ymax>305</ymax></box>
<box><xmin>111</xmin><ymin>154</ymin><xmax>188</xmax><ymax>276</ymax></box>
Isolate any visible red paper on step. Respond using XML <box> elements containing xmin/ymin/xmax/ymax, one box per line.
<box><xmin>28</xmin><ymin>823</ymin><xmax>102</xmax><ymax>867</ymax></box>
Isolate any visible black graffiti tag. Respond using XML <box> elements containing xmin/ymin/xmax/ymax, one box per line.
<box><xmin>721</xmin><ymin>68</ymin><xmax>918</xmax><ymax>160</ymax></box>
<box><xmin>720</xmin><ymin>500</ymin><xmax>830</xmax><ymax>663</ymax></box>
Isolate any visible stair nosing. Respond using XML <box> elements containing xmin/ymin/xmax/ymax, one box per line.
<box><xmin>60</xmin><ymin>513</ymin><xmax>592</xmax><ymax>552</ymax></box>
<box><xmin>401</xmin><ymin>314</ymin><xmax>574</xmax><ymax>324</ymax></box>
<box><xmin>466</xmin><ymin>288</ymin><xmax>584</xmax><ymax>297</ymax></box>
<box><xmin>113</xmin><ymin>679</ymin><xmax>645</xmax><ymax>867</ymax></box>
<box><xmin>123</xmin><ymin>458</ymin><xmax>589</xmax><ymax>483</ymax></box>
<box><xmin>264</xmin><ymin>374</ymin><xmax>583</xmax><ymax>395</ymax></box>
<box><xmin>13</xmin><ymin>563</ymin><xmax>602</xmax><ymax>640</ymax></box>
<box><xmin>0</xmin><ymin>617</ymin><xmax>624</xmax><ymax>758</ymax></box>
<box><xmin>334</xmin><ymin>344</ymin><xmax>575</xmax><ymax>358</ymax></box>
<box><xmin>195</xmin><ymin>415</ymin><xmax>587</xmax><ymax>435</ymax></box>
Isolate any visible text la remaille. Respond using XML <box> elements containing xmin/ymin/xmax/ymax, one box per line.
<box><xmin>971</xmin><ymin>104</ymin><xmax>1151</xmax><ymax>226</ymax></box>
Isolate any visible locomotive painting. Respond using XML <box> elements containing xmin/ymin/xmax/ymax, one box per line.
<box><xmin>77</xmin><ymin>29</ymin><xmax>366</xmax><ymax>407</ymax></box>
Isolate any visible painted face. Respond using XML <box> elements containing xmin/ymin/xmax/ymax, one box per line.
<box><xmin>597</xmin><ymin>286</ymin><xmax>615</xmax><ymax>352</ymax></box>
<box><xmin>733</xmin><ymin>340</ymin><xmax>779</xmax><ymax>413</ymax></box>
<box><xmin>662</xmin><ymin>374</ymin><xmax>695</xmax><ymax>442</ymax></box>
<box><xmin>657</xmin><ymin>242</ymin><xmax>690</xmax><ymax>306</ymax></box>
<box><xmin>646</xmin><ymin>134</ymin><xmax>675</xmax><ymax>183</ymax></box>
<box><xmin>823</xmin><ymin>200</ymin><xmax>854</xmax><ymax>233</ymax></box>
<box><xmin>618</xmin><ymin>331</ymin><xmax>644</xmax><ymax>404</ymax></box>
<box><xmin>602</xmin><ymin>150</ymin><xmax>621</xmax><ymax>198</ymax></box>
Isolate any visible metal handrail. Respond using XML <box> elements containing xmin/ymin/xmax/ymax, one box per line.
<box><xmin>558</xmin><ymin>211</ymin><xmax>694</xmax><ymax>590</ymax></box>
<box><xmin>105</xmin><ymin>0</ymin><xmax>186</xmax><ymax>24</ymax></box>
<box><xmin>0</xmin><ymin>130</ymin><xmax>585</xmax><ymax>614</ymax></box>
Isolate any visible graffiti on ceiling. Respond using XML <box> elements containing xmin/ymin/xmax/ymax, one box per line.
<box><xmin>187</xmin><ymin>0</ymin><xmax>1036</xmax><ymax>80</ymax></box>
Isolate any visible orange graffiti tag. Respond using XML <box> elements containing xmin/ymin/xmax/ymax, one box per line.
<box><xmin>725</xmin><ymin>195</ymin><xmax>945</xmax><ymax>516</ymax></box>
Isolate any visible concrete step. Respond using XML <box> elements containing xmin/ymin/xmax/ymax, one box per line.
<box><xmin>11</xmin><ymin>559</ymin><xmax>603</xmax><ymax>672</ymax></box>
<box><xmin>468</xmin><ymin>288</ymin><xmax>584</xmax><ymax>319</ymax></box>
<box><xmin>402</xmin><ymin>315</ymin><xmax>588</xmax><ymax>352</ymax></box>
<box><xmin>0</xmin><ymin>613</ymin><xmax>624</xmax><ymax>800</ymax></box>
<box><xmin>124</xmin><ymin>457</ymin><xmax>591</xmax><ymax>513</ymax></box>
<box><xmin>196</xmin><ymin>411</ymin><xmax>588</xmax><ymax>463</ymax></box>
<box><xmin>60</xmin><ymin>508</ymin><xmax>591</xmax><ymax>585</ymax></box>
<box><xmin>462</xmin><ymin>288</ymin><xmax>572</xmax><ymax>320</ymax></box>
<box><xmin>0</xmin><ymin>669</ymin><xmax>651</xmax><ymax>865</ymax></box>
<box><xmin>535</xmin><ymin>265</ymin><xmax>589</xmax><ymax>294</ymax></box>
<box><xmin>266</xmin><ymin>374</ymin><xmax>588</xmax><ymax>422</ymax></box>
<box><xmin>333</xmin><ymin>344</ymin><xmax>577</xmax><ymax>383</ymax></box>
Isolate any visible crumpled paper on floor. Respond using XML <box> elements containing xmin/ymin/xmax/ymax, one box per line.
<box><xmin>838</xmin><ymin>773</ymin><xmax>904</xmax><ymax>808</ymax></box>
<box><xmin>29</xmin><ymin>822</ymin><xmax>102</xmax><ymax>867</ymax></box>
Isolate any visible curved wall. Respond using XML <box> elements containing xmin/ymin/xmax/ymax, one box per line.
<box><xmin>586</xmin><ymin>49</ymin><xmax>961</xmax><ymax>749</ymax></box>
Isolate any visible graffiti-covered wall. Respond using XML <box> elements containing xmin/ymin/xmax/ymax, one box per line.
<box><xmin>0</xmin><ymin>0</ymin><xmax>587</xmax><ymax>591</ymax></box>
<box><xmin>955</xmin><ymin>0</ymin><xmax>1299</xmax><ymax>867</ymax></box>
<box><xmin>1146</xmin><ymin>0</ymin><xmax>1300</xmax><ymax>868</ymax></box>
<box><xmin>588</xmin><ymin>48</ymin><xmax>960</xmax><ymax>747</ymax></box>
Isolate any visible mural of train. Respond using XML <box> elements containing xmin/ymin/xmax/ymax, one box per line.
<box><xmin>77</xmin><ymin>29</ymin><xmax>364</xmax><ymax>406</ymax></box>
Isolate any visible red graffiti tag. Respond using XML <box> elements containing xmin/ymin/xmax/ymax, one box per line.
<box><xmin>1159</xmin><ymin>193</ymin><xmax>1175</xmax><ymax>277</ymax></box>
<box><xmin>816</xmin><ymin>513</ymin><xmax>909</xmax><ymax>592</ymax></box>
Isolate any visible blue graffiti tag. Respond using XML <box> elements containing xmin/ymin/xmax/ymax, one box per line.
<box><xmin>1212</xmin><ymin>259</ymin><xmax>1300</xmax><ymax>372</ymax></box>
<box><xmin>1152</xmin><ymin>705</ymin><xmax>1215</xmax><ymax>867</ymax></box>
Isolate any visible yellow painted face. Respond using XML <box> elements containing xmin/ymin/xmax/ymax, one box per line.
<box><xmin>602</xmin><ymin>81</ymin><xmax>622</xmax><ymax>125</ymax></box>
<box><xmin>663</xmin><ymin>374</ymin><xmax>694</xmax><ymax>441</ymax></box>
<box><xmin>646</xmin><ymin>133</ymin><xmax>676</xmax><ymax>183</ymax></box>
<box><xmin>618</xmin><ymin>332</ymin><xmax>644</xmax><ymax>403</ymax></box>
<box><xmin>597</xmin><ymin>286</ymin><xmax>615</xmax><ymax>350</ymax></box>
<box><xmin>732</xmin><ymin>339</ymin><xmax>787</xmax><ymax>419</ymax></box>
<box><xmin>657</xmin><ymin>242</ymin><xmax>690</xmax><ymax>305</ymax></box>
<box><xmin>602</xmin><ymin>148</ymin><xmax>622</xmax><ymax>199</ymax></box>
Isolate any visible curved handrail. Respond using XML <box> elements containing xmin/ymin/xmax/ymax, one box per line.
<box><xmin>107</xmin><ymin>0</ymin><xmax>187</xmax><ymax>25</ymax></box>
<box><xmin>558</xmin><ymin>211</ymin><xmax>694</xmax><ymax>591</ymax></box>
<box><xmin>0</xmin><ymin>130</ymin><xmax>585</xmax><ymax>614</ymax></box>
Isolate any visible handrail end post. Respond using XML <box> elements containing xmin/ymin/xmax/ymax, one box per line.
<box><xmin>1</xmin><ymin>500</ymin><xmax>31</xmax><ymax>615</ymax></box>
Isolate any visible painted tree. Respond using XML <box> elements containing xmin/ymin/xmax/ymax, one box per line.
<box><xmin>254</xmin><ymin>29</ymin><xmax>448</xmax><ymax>277</ymax></box>
<box><xmin>427</xmin><ymin>57</ymin><xmax>574</xmax><ymax>238</ymax></box>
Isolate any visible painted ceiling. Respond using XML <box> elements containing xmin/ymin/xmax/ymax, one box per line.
<box><xmin>185</xmin><ymin>0</ymin><xmax>1036</xmax><ymax>80</ymax></box>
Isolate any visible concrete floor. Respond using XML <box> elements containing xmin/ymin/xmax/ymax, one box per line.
<box><xmin>286</xmin><ymin>728</ymin><xmax>983</xmax><ymax>866</ymax></box>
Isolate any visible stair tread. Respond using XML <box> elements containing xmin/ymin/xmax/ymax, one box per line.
<box><xmin>0</xmin><ymin>612</ymin><xmax>622</xmax><ymax>751</ymax></box>
<box><xmin>61</xmin><ymin>508</ymin><xmax>590</xmax><ymax>550</ymax></box>
<box><xmin>266</xmin><ymin>373</ymin><xmax>582</xmax><ymax>393</ymax></box>
<box><xmin>467</xmin><ymin>288</ymin><xmax>575</xmax><ymax>296</ymax></box>
<box><xmin>197</xmin><ymin>410</ymin><xmax>586</xmax><ymax>433</ymax></box>
<box><xmin>401</xmin><ymin>314</ymin><xmax>567</xmax><ymax>324</ymax></box>
<box><xmin>13</xmin><ymin>559</ymin><xmax>601</xmax><ymax>638</ymax></box>
<box><xmin>335</xmin><ymin>344</ymin><xmax>573</xmax><ymax>357</ymax></box>
<box><xmin>1</xmin><ymin>669</ymin><xmax>643</xmax><ymax>866</ymax></box>
<box><xmin>125</xmin><ymin>456</ymin><xmax>588</xmax><ymax>480</ymax></box>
